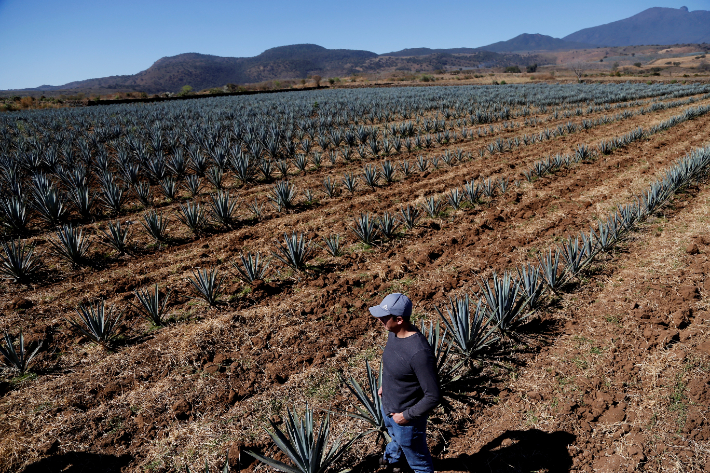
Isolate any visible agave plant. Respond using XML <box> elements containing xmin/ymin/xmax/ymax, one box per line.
<box><xmin>342</xmin><ymin>173</ymin><xmax>358</xmax><ymax>194</ymax></box>
<box><xmin>160</xmin><ymin>176</ymin><xmax>179</xmax><ymax>200</ymax></box>
<box><xmin>399</xmin><ymin>204</ymin><xmax>421</xmax><ymax>230</ymax></box>
<box><xmin>141</xmin><ymin>210</ymin><xmax>170</xmax><ymax>243</ymax></box>
<box><xmin>134</xmin><ymin>284</ymin><xmax>170</xmax><ymax>326</ymax></box>
<box><xmin>377</xmin><ymin>211</ymin><xmax>400</xmax><ymax>240</ymax></box>
<box><xmin>32</xmin><ymin>184</ymin><xmax>66</xmax><ymax>226</ymax></box>
<box><xmin>339</xmin><ymin>360</ymin><xmax>390</xmax><ymax>443</ymax></box>
<box><xmin>380</xmin><ymin>160</ymin><xmax>396</xmax><ymax>184</ymax></box>
<box><xmin>133</xmin><ymin>181</ymin><xmax>153</xmax><ymax>208</ymax></box>
<box><xmin>247</xmin><ymin>197</ymin><xmax>264</xmax><ymax>220</ymax></box>
<box><xmin>188</xmin><ymin>268</ymin><xmax>223</xmax><ymax>306</ymax></box>
<box><xmin>0</xmin><ymin>331</ymin><xmax>42</xmax><ymax>375</ymax></box>
<box><xmin>362</xmin><ymin>164</ymin><xmax>380</xmax><ymax>189</ymax></box>
<box><xmin>176</xmin><ymin>202</ymin><xmax>207</xmax><ymax>236</ymax></box>
<box><xmin>350</xmin><ymin>213</ymin><xmax>379</xmax><ymax>246</ymax></box>
<box><xmin>517</xmin><ymin>264</ymin><xmax>544</xmax><ymax>311</ymax></box>
<box><xmin>446</xmin><ymin>188</ymin><xmax>463</xmax><ymax>210</ymax></box>
<box><xmin>232</xmin><ymin>252</ymin><xmax>269</xmax><ymax>283</ymax></box>
<box><xmin>67</xmin><ymin>184</ymin><xmax>94</xmax><ymax>219</ymax></box>
<box><xmin>184</xmin><ymin>175</ymin><xmax>202</xmax><ymax>197</ymax></box>
<box><xmin>322</xmin><ymin>177</ymin><xmax>338</xmax><ymax>198</ymax></box>
<box><xmin>422</xmin><ymin>196</ymin><xmax>443</xmax><ymax>218</ymax></box>
<box><xmin>537</xmin><ymin>248</ymin><xmax>565</xmax><ymax>292</ymax></box>
<box><xmin>419</xmin><ymin>321</ymin><xmax>468</xmax><ymax>408</ymax></box>
<box><xmin>479</xmin><ymin>271</ymin><xmax>529</xmax><ymax>336</ymax></box>
<box><xmin>100</xmin><ymin>220</ymin><xmax>131</xmax><ymax>256</ymax></box>
<box><xmin>435</xmin><ymin>295</ymin><xmax>498</xmax><ymax>361</ymax></box>
<box><xmin>272</xmin><ymin>232</ymin><xmax>314</xmax><ymax>272</ymax></box>
<box><xmin>49</xmin><ymin>224</ymin><xmax>91</xmax><ymax>267</ymax></box>
<box><xmin>321</xmin><ymin>234</ymin><xmax>342</xmax><ymax>257</ymax></box>
<box><xmin>269</xmin><ymin>181</ymin><xmax>297</xmax><ymax>212</ymax></box>
<box><xmin>1</xmin><ymin>196</ymin><xmax>30</xmax><ymax>234</ymax></box>
<box><xmin>246</xmin><ymin>405</ymin><xmax>360</xmax><ymax>473</ymax></box>
<box><xmin>68</xmin><ymin>300</ymin><xmax>122</xmax><ymax>346</ymax></box>
<box><xmin>0</xmin><ymin>239</ymin><xmax>40</xmax><ymax>283</ymax></box>
<box><xmin>210</xmin><ymin>191</ymin><xmax>238</xmax><ymax>229</ymax></box>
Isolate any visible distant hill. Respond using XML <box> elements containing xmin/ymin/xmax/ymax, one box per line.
<box><xmin>32</xmin><ymin>45</ymin><xmax>378</xmax><ymax>94</ymax></box>
<box><xmin>478</xmin><ymin>33</ymin><xmax>595</xmax><ymax>52</ymax></box>
<box><xmin>564</xmin><ymin>6</ymin><xmax>710</xmax><ymax>46</ymax></box>
<box><xmin>12</xmin><ymin>45</ymin><xmax>543</xmax><ymax>95</ymax></box>
<box><xmin>381</xmin><ymin>47</ymin><xmax>481</xmax><ymax>57</ymax></box>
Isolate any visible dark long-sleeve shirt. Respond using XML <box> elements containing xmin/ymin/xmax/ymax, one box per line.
<box><xmin>382</xmin><ymin>330</ymin><xmax>441</xmax><ymax>421</ymax></box>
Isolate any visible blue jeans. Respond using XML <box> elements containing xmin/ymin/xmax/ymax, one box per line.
<box><xmin>382</xmin><ymin>407</ymin><xmax>434</xmax><ymax>473</ymax></box>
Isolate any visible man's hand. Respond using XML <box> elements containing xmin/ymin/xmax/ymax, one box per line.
<box><xmin>391</xmin><ymin>412</ymin><xmax>408</xmax><ymax>425</ymax></box>
<box><xmin>378</xmin><ymin>386</ymin><xmax>382</xmax><ymax>397</ymax></box>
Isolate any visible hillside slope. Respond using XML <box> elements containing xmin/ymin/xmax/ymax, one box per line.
<box><xmin>564</xmin><ymin>6</ymin><xmax>710</xmax><ymax>46</ymax></box>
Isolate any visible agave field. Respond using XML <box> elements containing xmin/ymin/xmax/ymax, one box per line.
<box><xmin>1</xmin><ymin>82</ymin><xmax>710</xmax><ymax>472</ymax></box>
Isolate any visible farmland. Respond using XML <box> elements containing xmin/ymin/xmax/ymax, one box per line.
<box><xmin>1</xmin><ymin>82</ymin><xmax>710</xmax><ymax>472</ymax></box>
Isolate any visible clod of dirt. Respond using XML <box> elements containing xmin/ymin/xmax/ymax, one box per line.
<box><xmin>593</xmin><ymin>454</ymin><xmax>623</xmax><ymax>472</ymax></box>
<box><xmin>8</xmin><ymin>297</ymin><xmax>33</xmax><ymax>310</ymax></box>
<box><xmin>172</xmin><ymin>399</ymin><xmax>191</xmax><ymax>419</ymax></box>
<box><xmin>671</xmin><ymin>309</ymin><xmax>690</xmax><ymax>328</ymax></box>
<box><xmin>678</xmin><ymin>285</ymin><xmax>700</xmax><ymax>300</ymax></box>
<box><xmin>686</xmin><ymin>243</ymin><xmax>700</xmax><ymax>254</ymax></box>
<box><xmin>38</xmin><ymin>439</ymin><xmax>59</xmax><ymax>456</ymax></box>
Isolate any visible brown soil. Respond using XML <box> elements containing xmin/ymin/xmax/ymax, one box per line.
<box><xmin>1</xmin><ymin>94</ymin><xmax>710</xmax><ymax>473</ymax></box>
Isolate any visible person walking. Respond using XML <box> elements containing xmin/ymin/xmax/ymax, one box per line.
<box><xmin>369</xmin><ymin>293</ymin><xmax>441</xmax><ymax>473</ymax></box>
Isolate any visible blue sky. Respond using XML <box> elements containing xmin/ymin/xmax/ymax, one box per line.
<box><xmin>1</xmin><ymin>0</ymin><xmax>709</xmax><ymax>90</ymax></box>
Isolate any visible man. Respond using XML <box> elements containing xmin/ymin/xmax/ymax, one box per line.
<box><xmin>370</xmin><ymin>293</ymin><xmax>441</xmax><ymax>473</ymax></box>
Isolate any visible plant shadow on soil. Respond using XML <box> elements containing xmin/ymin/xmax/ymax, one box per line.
<box><xmin>20</xmin><ymin>451</ymin><xmax>133</xmax><ymax>473</ymax></box>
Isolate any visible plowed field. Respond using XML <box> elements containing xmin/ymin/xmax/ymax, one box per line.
<box><xmin>1</xmin><ymin>84</ymin><xmax>709</xmax><ymax>473</ymax></box>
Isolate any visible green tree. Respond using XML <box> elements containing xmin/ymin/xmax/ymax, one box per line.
<box><xmin>178</xmin><ymin>85</ymin><xmax>193</xmax><ymax>96</ymax></box>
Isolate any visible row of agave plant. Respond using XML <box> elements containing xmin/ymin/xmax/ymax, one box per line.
<box><xmin>239</xmin><ymin>142</ymin><xmax>710</xmax><ymax>473</ymax></box>
<box><xmin>2</xmin><ymin>140</ymin><xmax>710</xmax><ymax>472</ymax></box>
<box><xmin>3</xmin><ymin>99</ymin><xmax>710</xmax><ymax>284</ymax></box>
<box><xmin>0</xmin><ymin>91</ymin><xmax>701</xmax><ymax>245</ymax></box>
<box><xmin>2</xmin><ymin>85</ymin><xmax>708</xmax><ymax>241</ymax></box>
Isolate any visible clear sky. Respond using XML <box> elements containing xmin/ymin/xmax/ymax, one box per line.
<box><xmin>1</xmin><ymin>0</ymin><xmax>709</xmax><ymax>90</ymax></box>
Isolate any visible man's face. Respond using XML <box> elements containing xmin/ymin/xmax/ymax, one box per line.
<box><xmin>378</xmin><ymin>315</ymin><xmax>403</xmax><ymax>332</ymax></box>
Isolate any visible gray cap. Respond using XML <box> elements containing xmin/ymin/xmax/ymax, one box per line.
<box><xmin>369</xmin><ymin>293</ymin><xmax>412</xmax><ymax>319</ymax></box>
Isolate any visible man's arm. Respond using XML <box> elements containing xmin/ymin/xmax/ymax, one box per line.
<box><xmin>402</xmin><ymin>349</ymin><xmax>441</xmax><ymax>421</ymax></box>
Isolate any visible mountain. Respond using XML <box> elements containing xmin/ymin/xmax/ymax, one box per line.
<box><xmin>31</xmin><ymin>45</ymin><xmax>378</xmax><ymax>94</ymax></box>
<box><xmin>381</xmin><ymin>47</ymin><xmax>481</xmax><ymax>57</ymax></box>
<box><xmin>478</xmin><ymin>33</ymin><xmax>595</xmax><ymax>52</ymax></box>
<box><xmin>13</xmin><ymin>45</ymin><xmax>543</xmax><ymax>95</ymax></box>
<box><xmin>564</xmin><ymin>6</ymin><xmax>710</xmax><ymax>46</ymax></box>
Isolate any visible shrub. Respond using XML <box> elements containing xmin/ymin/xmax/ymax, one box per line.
<box><xmin>505</xmin><ymin>66</ymin><xmax>521</xmax><ymax>73</ymax></box>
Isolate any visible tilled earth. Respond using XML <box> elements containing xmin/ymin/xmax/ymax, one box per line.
<box><xmin>1</xmin><ymin>94</ymin><xmax>710</xmax><ymax>473</ymax></box>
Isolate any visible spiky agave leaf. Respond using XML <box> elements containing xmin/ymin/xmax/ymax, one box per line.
<box><xmin>0</xmin><ymin>239</ymin><xmax>40</xmax><ymax>283</ymax></box>
<box><xmin>271</xmin><ymin>232</ymin><xmax>313</xmax><ymax>272</ymax></box>
<box><xmin>435</xmin><ymin>295</ymin><xmax>498</xmax><ymax>361</ymax></box>
<box><xmin>399</xmin><ymin>204</ymin><xmax>420</xmax><ymax>230</ymax></box>
<box><xmin>188</xmin><ymin>268</ymin><xmax>223</xmax><ymax>306</ymax></box>
<box><xmin>176</xmin><ymin>202</ymin><xmax>207</xmax><ymax>236</ymax></box>
<box><xmin>209</xmin><ymin>191</ymin><xmax>238</xmax><ymax>229</ymax></box>
<box><xmin>134</xmin><ymin>284</ymin><xmax>170</xmax><ymax>326</ymax></box>
<box><xmin>49</xmin><ymin>224</ymin><xmax>91</xmax><ymax>267</ymax></box>
<box><xmin>479</xmin><ymin>271</ymin><xmax>529</xmax><ymax>335</ymax></box>
<box><xmin>100</xmin><ymin>220</ymin><xmax>131</xmax><ymax>256</ymax></box>
<box><xmin>231</xmin><ymin>252</ymin><xmax>269</xmax><ymax>283</ymax></box>
<box><xmin>141</xmin><ymin>210</ymin><xmax>170</xmax><ymax>243</ymax></box>
<box><xmin>321</xmin><ymin>234</ymin><xmax>342</xmax><ymax>257</ymax></box>
<box><xmin>245</xmin><ymin>405</ymin><xmax>361</xmax><ymax>473</ymax></box>
<box><xmin>350</xmin><ymin>213</ymin><xmax>379</xmax><ymax>246</ymax></box>
<box><xmin>338</xmin><ymin>360</ymin><xmax>390</xmax><ymax>442</ymax></box>
<box><xmin>0</xmin><ymin>331</ymin><xmax>42</xmax><ymax>374</ymax></box>
<box><xmin>68</xmin><ymin>300</ymin><xmax>122</xmax><ymax>346</ymax></box>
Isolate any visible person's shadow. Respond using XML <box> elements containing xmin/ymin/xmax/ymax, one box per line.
<box><xmin>20</xmin><ymin>451</ymin><xmax>133</xmax><ymax>473</ymax></box>
<box><xmin>435</xmin><ymin>429</ymin><xmax>576</xmax><ymax>473</ymax></box>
